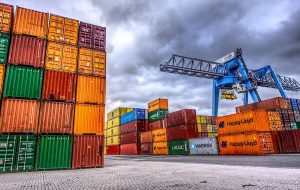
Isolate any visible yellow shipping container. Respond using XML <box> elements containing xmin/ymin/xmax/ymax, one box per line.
<box><xmin>127</xmin><ymin>108</ymin><xmax>134</xmax><ymax>113</ymax></box>
<box><xmin>207</xmin><ymin>124</ymin><xmax>213</xmax><ymax>133</ymax></box>
<box><xmin>74</xmin><ymin>104</ymin><xmax>104</xmax><ymax>135</ymax></box>
<box><xmin>106</xmin><ymin>135</ymin><xmax>120</xmax><ymax>146</ymax></box>
<box><xmin>76</xmin><ymin>75</ymin><xmax>106</xmax><ymax>104</ymax></box>
<box><xmin>107</xmin><ymin>117</ymin><xmax>120</xmax><ymax>129</ymax></box>
<box><xmin>0</xmin><ymin>65</ymin><xmax>5</xmax><ymax>94</ymax></box>
<box><xmin>208</xmin><ymin>132</ymin><xmax>218</xmax><ymax>138</ymax></box>
<box><xmin>153</xmin><ymin>141</ymin><xmax>168</xmax><ymax>155</ymax></box>
<box><xmin>78</xmin><ymin>48</ymin><xmax>106</xmax><ymax>77</ymax></box>
<box><xmin>48</xmin><ymin>14</ymin><xmax>78</xmax><ymax>45</ymax></box>
<box><xmin>46</xmin><ymin>41</ymin><xmax>78</xmax><ymax>73</ymax></box>
<box><xmin>107</xmin><ymin>107</ymin><xmax>128</xmax><ymax>121</ymax></box>
<box><xmin>148</xmin><ymin>98</ymin><xmax>168</xmax><ymax>112</ymax></box>
<box><xmin>152</xmin><ymin>128</ymin><xmax>167</xmax><ymax>142</ymax></box>
<box><xmin>106</xmin><ymin>126</ymin><xmax>121</xmax><ymax>137</ymax></box>
<box><xmin>0</xmin><ymin>3</ymin><xmax>13</xmax><ymax>33</ymax></box>
<box><xmin>196</xmin><ymin>115</ymin><xmax>207</xmax><ymax>124</ymax></box>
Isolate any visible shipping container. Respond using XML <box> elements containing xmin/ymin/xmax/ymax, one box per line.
<box><xmin>152</xmin><ymin>128</ymin><xmax>167</xmax><ymax>142</ymax></box>
<box><xmin>196</xmin><ymin>115</ymin><xmax>207</xmax><ymax>124</ymax></box>
<box><xmin>39</xmin><ymin>102</ymin><xmax>74</xmax><ymax>134</ymax></box>
<box><xmin>107</xmin><ymin>107</ymin><xmax>129</xmax><ymax>121</ymax></box>
<box><xmin>107</xmin><ymin>117</ymin><xmax>120</xmax><ymax>129</ymax></box>
<box><xmin>189</xmin><ymin>138</ymin><xmax>219</xmax><ymax>155</ymax></box>
<box><xmin>219</xmin><ymin>132</ymin><xmax>274</xmax><ymax>155</ymax></box>
<box><xmin>0</xmin><ymin>3</ymin><xmax>13</xmax><ymax>33</ymax></box>
<box><xmin>42</xmin><ymin>70</ymin><xmax>76</xmax><ymax>102</ymax></box>
<box><xmin>106</xmin><ymin>135</ymin><xmax>120</xmax><ymax>146</ymax></box>
<box><xmin>46</xmin><ymin>41</ymin><xmax>77</xmax><ymax>73</ymax></box>
<box><xmin>121</xmin><ymin>120</ymin><xmax>147</xmax><ymax>134</ymax></box>
<box><xmin>140</xmin><ymin>131</ymin><xmax>152</xmax><ymax>143</ymax></box>
<box><xmin>72</xmin><ymin>135</ymin><xmax>103</xmax><ymax>168</ymax></box>
<box><xmin>168</xmin><ymin>140</ymin><xmax>189</xmax><ymax>155</ymax></box>
<box><xmin>120</xmin><ymin>109</ymin><xmax>146</xmax><ymax>125</ymax></box>
<box><xmin>8</xmin><ymin>35</ymin><xmax>47</xmax><ymax>67</ymax></box>
<box><xmin>13</xmin><ymin>7</ymin><xmax>48</xmax><ymax>38</ymax></box>
<box><xmin>36</xmin><ymin>135</ymin><xmax>72</xmax><ymax>170</ymax></box>
<box><xmin>153</xmin><ymin>141</ymin><xmax>168</xmax><ymax>155</ymax></box>
<box><xmin>48</xmin><ymin>14</ymin><xmax>79</xmax><ymax>45</ymax></box>
<box><xmin>74</xmin><ymin>104</ymin><xmax>104</xmax><ymax>135</ymax></box>
<box><xmin>106</xmin><ymin>145</ymin><xmax>120</xmax><ymax>155</ymax></box>
<box><xmin>79</xmin><ymin>22</ymin><xmax>106</xmax><ymax>50</ymax></box>
<box><xmin>270</xmin><ymin>131</ymin><xmax>280</xmax><ymax>154</ymax></box>
<box><xmin>76</xmin><ymin>75</ymin><xmax>105</xmax><ymax>104</ymax></box>
<box><xmin>217</xmin><ymin>110</ymin><xmax>282</xmax><ymax>135</ymax></box>
<box><xmin>106</xmin><ymin>126</ymin><xmax>121</xmax><ymax>137</ymax></box>
<box><xmin>0</xmin><ymin>65</ymin><xmax>5</xmax><ymax>94</ymax></box>
<box><xmin>148</xmin><ymin>109</ymin><xmax>168</xmax><ymax>123</ymax></box>
<box><xmin>3</xmin><ymin>65</ymin><xmax>43</xmax><ymax>99</ymax></box>
<box><xmin>0</xmin><ymin>134</ymin><xmax>36</xmax><ymax>172</ymax></box>
<box><xmin>0</xmin><ymin>32</ymin><xmax>10</xmax><ymax>63</ymax></box>
<box><xmin>148</xmin><ymin>98</ymin><xmax>168</xmax><ymax>112</ymax></box>
<box><xmin>277</xmin><ymin>130</ymin><xmax>300</xmax><ymax>153</ymax></box>
<box><xmin>120</xmin><ymin>143</ymin><xmax>140</xmax><ymax>155</ymax></box>
<box><xmin>78</xmin><ymin>48</ymin><xmax>106</xmax><ymax>76</ymax></box>
<box><xmin>120</xmin><ymin>131</ymin><xmax>141</xmax><ymax>144</ymax></box>
<box><xmin>167</xmin><ymin>124</ymin><xmax>199</xmax><ymax>141</ymax></box>
<box><xmin>140</xmin><ymin>143</ymin><xmax>152</xmax><ymax>155</ymax></box>
<box><xmin>0</xmin><ymin>99</ymin><xmax>40</xmax><ymax>133</ymax></box>
<box><xmin>166</xmin><ymin>109</ymin><xmax>197</xmax><ymax>127</ymax></box>
<box><xmin>148</xmin><ymin>120</ymin><xmax>163</xmax><ymax>131</ymax></box>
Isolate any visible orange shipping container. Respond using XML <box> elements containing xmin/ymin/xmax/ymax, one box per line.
<box><xmin>13</xmin><ymin>7</ymin><xmax>48</xmax><ymax>38</ymax></box>
<box><xmin>140</xmin><ymin>131</ymin><xmax>152</xmax><ymax>143</ymax></box>
<box><xmin>153</xmin><ymin>141</ymin><xmax>168</xmax><ymax>155</ymax></box>
<box><xmin>39</xmin><ymin>102</ymin><xmax>74</xmax><ymax>134</ymax></box>
<box><xmin>152</xmin><ymin>128</ymin><xmax>167</xmax><ymax>142</ymax></box>
<box><xmin>0</xmin><ymin>65</ymin><xmax>5</xmax><ymax>94</ymax></box>
<box><xmin>76</xmin><ymin>75</ymin><xmax>106</xmax><ymax>104</ymax></box>
<box><xmin>0</xmin><ymin>99</ymin><xmax>40</xmax><ymax>133</ymax></box>
<box><xmin>48</xmin><ymin>14</ymin><xmax>79</xmax><ymax>45</ymax></box>
<box><xmin>148</xmin><ymin>98</ymin><xmax>168</xmax><ymax>112</ymax></box>
<box><xmin>78</xmin><ymin>48</ymin><xmax>106</xmax><ymax>76</ymax></box>
<box><xmin>74</xmin><ymin>104</ymin><xmax>104</xmax><ymax>135</ymax></box>
<box><xmin>46</xmin><ymin>41</ymin><xmax>77</xmax><ymax>73</ymax></box>
<box><xmin>0</xmin><ymin>3</ymin><xmax>13</xmax><ymax>33</ymax></box>
<box><xmin>219</xmin><ymin>132</ymin><xmax>274</xmax><ymax>155</ymax></box>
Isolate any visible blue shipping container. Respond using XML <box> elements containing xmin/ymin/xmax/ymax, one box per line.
<box><xmin>120</xmin><ymin>109</ymin><xmax>146</xmax><ymax>125</ymax></box>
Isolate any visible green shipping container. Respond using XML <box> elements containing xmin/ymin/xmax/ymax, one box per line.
<box><xmin>168</xmin><ymin>140</ymin><xmax>189</xmax><ymax>155</ymax></box>
<box><xmin>0</xmin><ymin>32</ymin><xmax>10</xmax><ymax>64</ymax></box>
<box><xmin>148</xmin><ymin>109</ymin><xmax>168</xmax><ymax>123</ymax></box>
<box><xmin>297</xmin><ymin>122</ymin><xmax>300</xmax><ymax>129</ymax></box>
<box><xmin>0</xmin><ymin>134</ymin><xmax>36</xmax><ymax>173</ymax></box>
<box><xmin>36</xmin><ymin>135</ymin><xmax>72</xmax><ymax>170</ymax></box>
<box><xmin>3</xmin><ymin>65</ymin><xmax>43</xmax><ymax>99</ymax></box>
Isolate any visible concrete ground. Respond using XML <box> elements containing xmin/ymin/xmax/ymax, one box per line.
<box><xmin>0</xmin><ymin>155</ymin><xmax>300</xmax><ymax>190</ymax></box>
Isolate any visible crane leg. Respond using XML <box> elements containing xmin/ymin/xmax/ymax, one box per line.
<box><xmin>212</xmin><ymin>80</ymin><xmax>220</xmax><ymax>116</ymax></box>
<box><xmin>243</xmin><ymin>92</ymin><xmax>248</xmax><ymax>105</ymax></box>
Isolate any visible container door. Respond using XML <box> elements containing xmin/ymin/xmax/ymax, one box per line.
<box><xmin>15</xmin><ymin>135</ymin><xmax>36</xmax><ymax>172</ymax></box>
<box><xmin>0</xmin><ymin>135</ymin><xmax>17</xmax><ymax>172</ymax></box>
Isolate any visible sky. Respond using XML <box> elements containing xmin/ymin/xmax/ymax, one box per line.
<box><xmin>5</xmin><ymin>0</ymin><xmax>300</xmax><ymax>116</ymax></box>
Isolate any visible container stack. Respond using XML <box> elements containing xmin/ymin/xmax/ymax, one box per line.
<box><xmin>148</xmin><ymin>98</ymin><xmax>169</xmax><ymax>131</ymax></box>
<box><xmin>120</xmin><ymin>109</ymin><xmax>147</xmax><ymax>155</ymax></box>
<box><xmin>196</xmin><ymin>115</ymin><xmax>217</xmax><ymax>138</ymax></box>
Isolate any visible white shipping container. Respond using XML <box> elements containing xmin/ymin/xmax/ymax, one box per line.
<box><xmin>189</xmin><ymin>138</ymin><xmax>219</xmax><ymax>155</ymax></box>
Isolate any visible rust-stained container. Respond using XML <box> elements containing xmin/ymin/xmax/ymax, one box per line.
<box><xmin>120</xmin><ymin>143</ymin><xmax>140</xmax><ymax>155</ymax></box>
<box><xmin>277</xmin><ymin>130</ymin><xmax>300</xmax><ymax>153</ymax></box>
<box><xmin>141</xmin><ymin>143</ymin><xmax>153</xmax><ymax>154</ymax></box>
<box><xmin>0</xmin><ymin>65</ymin><xmax>5</xmax><ymax>94</ymax></box>
<box><xmin>78</xmin><ymin>48</ymin><xmax>106</xmax><ymax>76</ymax></box>
<box><xmin>76</xmin><ymin>75</ymin><xmax>106</xmax><ymax>104</ymax></box>
<box><xmin>120</xmin><ymin>131</ymin><xmax>141</xmax><ymax>144</ymax></box>
<box><xmin>48</xmin><ymin>14</ymin><xmax>79</xmax><ymax>45</ymax></box>
<box><xmin>219</xmin><ymin>132</ymin><xmax>274</xmax><ymax>155</ymax></box>
<box><xmin>166</xmin><ymin>109</ymin><xmax>197</xmax><ymax>127</ymax></box>
<box><xmin>153</xmin><ymin>141</ymin><xmax>168</xmax><ymax>155</ymax></box>
<box><xmin>74</xmin><ymin>104</ymin><xmax>104</xmax><ymax>135</ymax></box>
<box><xmin>8</xmin><ymin>35</ymin><xmax>47</xmax><ymax>68</ymax></box>
<box><xmin>46</xmin><ymin>41</ymin><xmax>77</xmax><ymax>73</ymax></box>
<box><xmin>0</xmin><ymin>3</ymin><xmax>13</xmax><ymax>33</ymax></box>
<box><xmin>42</xmin><ymin>70</ymin><xmax>76</xmax><ymax>102</ymax></box>
<box><xmin>79</xmin><ymin>22</ymin><xmax>106</xmax><ymax>51</ymax></box>
<box><xmin>167</xmin><ymin>124</ymin><xmax>199</xmax><ymax>141</ymax></box>
<box><xmin>0</xmin><ymin>99</ymin><xmax>40</xmax><ymax>133</ymax></box>
<box><xmin>270</xmin><ymin>131</ymin><xmax>280</xmax><ymax>154</ymax></box>
<box><xmin>140</xmin><ymin>131</ymin><xmax>152</xmax><ymax>143</ymax></box>
<box><xmin>106</xmin><ymin>145</ymin><xmax>120</xmax><ymax>155</ymax></box>
<box><xmin>148</xmin><ymin>98</ymin><xmax>168</xmax><ymax>112</ymax></box>
<box><xmin>148</xmin><ymin>120</ymin><xmax>163</xmax><ymax>131</ymax></box>
<box><xmin>152</xmin><ymin>128</ymin><xmax>167</xmax><ymax>142</ymax></box>
<box><xmin>217</xmin><ymin>110</ymin><xmax>282</xmax><ymax>135</ymax></box>
<box><xmin>121</xmin><ymin>119</ymin><xmax>147</xmax><ymax>134</ymax></box>
<box><xmin>13</xmin><ymin>7</ymin><xmax>48</xmax><ymax>38</ymax></box>
<box><xmin>72</xmin><ymin>135</ymin><xmax>104</xmax><ymax>168</ymax></box>
<box><xmin>39</xmin><ymin>101</ymin><xmax>74</xmax><ymax>134</ymax></box>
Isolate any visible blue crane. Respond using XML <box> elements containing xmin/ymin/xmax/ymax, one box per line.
<box><xmin>160</xmin><ymin>48</ymin><xmax>300</xmax><ymax>116</ymax></box>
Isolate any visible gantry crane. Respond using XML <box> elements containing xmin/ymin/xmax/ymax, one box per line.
<box><xmin>160</xmin><ymin>48</ymin><xmax>300</xmax><ymax>116</ymax></box>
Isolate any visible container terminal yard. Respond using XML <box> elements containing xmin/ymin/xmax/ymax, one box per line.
<box><xmin>0</xmin><ymin>1</ymin><xmax>300</xmax><ymax>190</ymax></box>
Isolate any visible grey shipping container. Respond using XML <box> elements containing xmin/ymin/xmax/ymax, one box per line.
<box><xmin>189</xmin><ymin>138</ymin><xmax>219</xmax><ymax>155</ymax></box>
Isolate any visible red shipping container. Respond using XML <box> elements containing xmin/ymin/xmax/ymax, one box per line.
<box><xmin>42</xmin><ymin>70</ymin><xmax>76</xmax><ymax>102</ymax></box>
<box><xmin>270</xmin><ymin>131</ymin><xmax>280</xmax><ymax>154</ymax></box>
<box><xmin>141</xmin><ymin>143</ymin><xmax>152</xmax><ymax>154</ymax></box>
<box><xmin>8</xmin><ymin>35</ymin><xmax>47</xmax><ymax>68</ymax></box>
<box><xmin>106</xmin><ymin>145</ymin><xmax>120</xmax><ymax>155</ymax></box>
<box><xmin>120</xmin><ymin>143</ymin><xmax>140</xmax><ymax>155</ymax></box>
<box><xmin>167</xmin><ymin>124</ymin><xmax>199</xmax><ymax>141</ymax></box>
<box><xmin>72</xmin><ymin>135</ymin><xmax>104</xmax><ymax>169</ymax></box>
<box><xmin>148</xmin><ymin>120</ymin><xmax>163</xmax><ymax>131</ymax></box>
<box><xmin>121</xmin><ymin>119</ymin><xmax>147</xmax><ymax>134</ymax></box>
<box><xmin>277</xmin><ymin>130</ymin><xmax>300</xmax><ymax>153</ymax></box>
<box><xmin>140</xmin><ymin>131</ymin><xmax>152</xmax><ymax>143</ymax></box>
<box><xmin>79</xmin><ymin>22</ymin><xmax>106</xmax><ymax>51</ymax></box>
<box><xmin>166</xmin><ymin>109</ymin><xmax>196</xmax><ymax>127</ymax></box>
<box><xmin>120</xmin><ymin>131</ymin><xmax>141</xmax><ymax>144</ymax></box>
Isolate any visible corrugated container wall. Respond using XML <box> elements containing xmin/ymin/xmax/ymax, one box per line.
<box><xmin>0</xmin><ymin>32</ymin><xmax>10</xmax><ymax>64</ymax></box>
<box><xmin>106</xmin><ymin>145</ymin><xmax>120</xmax><ymax>155</ymax></box>
<box><xmin>107</xmin><ymin>117</ymin><xmax>120</xmax><ymax>128</ymax></box>
<box><xmin>140</xmin><ymin>131</ymin><xmax>152</xmax><ymax>143</ymax></box>
<box><xmin>106</xmin><ymin>126</ymin><xmax>121</xmax><ymax>137</ymax></box>
<box><xmin>48</xmin><ymin>14</ymin><xmax>78</xmax><ymax>45</ymax></box>
<box><xmin>148</xmin><ymin>98</ymin><xmax>168</xmax><ymax>112</ymax></box>
<box><xmin>120</xmin><ymin>143</ymin><xmax>140</xmax><ymax>155</ymax></box>
<box><xmin>152</xmin><ymin>128</ymin><xmax>167</xmax><ymax>142</ymax></box>
<box><xmin>8</xmin><ymin>35</ymin><xmax>47</xmax><ymax>67</ymax></box>
<box><xmin>79</xmin><ymin>22</ymin><xmax>106</xmax><ymax>50</ymax></box>
<box><xmin>106</xmin><ymin>135</ymin><xmax>120</xmax><ymax>146</ymax></box>
<box><xmin>168</xmin><ymin>140</ymin><xmax>189</xmax><ymax>155</ymax></box>
<box><xmin>153</xmin><ymin>141</ymin><xmax>168</xmax><ymax>155</ymax></box>
<box><xmin>0</xmin><ymin>3</ymin><xmax>13</xmax><ymax>33</ymax></box>
<box><xmin>78</xmin><ymin>48</ymin><xmax>106</xmax><ymax>76</ymax></box>
<box><xmin>120</xmin><ymin>109</ymin><xmax>146</xmax><ymax>125</ymax></box>
<box><xmin>0</xmin><ymin>99</ymin><xmax>40</xmax><ymax>133</ymax></box>
<box><xmin>0</xmin><ymin>65</ymin><xmax>5</xmax><ymax>94</ymax></box>
<box><xmin>107</xmin><ymin>107</ymin><xmax>128</xmax><ymax>121</ymax></box>
<box><xmin>13</xmin><ymin>7</ymin><xmax>48</xmax><ymax>38</ymax></box>
<box><xmin>189</xmin><ymin>138</ymin><xmax>219</xmax><ymax>155</ymax></box>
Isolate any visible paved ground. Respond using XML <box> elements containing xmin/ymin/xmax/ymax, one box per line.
<box><xmin>0</xmin><ymin>155</ymin><xmax>300</xmax><ymax>190</ymax></box>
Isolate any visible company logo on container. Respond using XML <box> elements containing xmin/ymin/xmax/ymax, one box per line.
<box><xmin>219</xmin><ymin>121</ymin><xmax>225</xmax><ymax>128</ymax></box>
<box><xmin>221</xmin><ymin>141</ymin><xmax>227</xmax><ymax>148</ymax></box>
